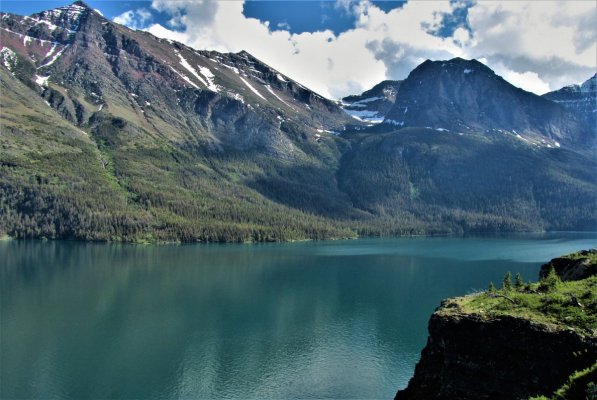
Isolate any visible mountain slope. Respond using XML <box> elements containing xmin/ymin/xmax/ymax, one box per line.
<box><xmin>0</xmin><ymin>2</ymin><xmax>595</xmax><ymax>242</ymax></box>
<box><xmin>340</xmin><ymin>80</ymin><xmax>402</xmax><ymax>123</ymax></box>
<box><xmin>338</xmin><ymin>127</ymin><xmax>596</xmax><ymax>233</ymax></box>
<box><xmin>0</xmin><ymin>2</ymin><xmax>360</xmax><ymax>242</ymax></box>
<box><xmin>383</xmin><ymin>58</ymin><xmax>593</xmax><ymax>148</ymax></box>
<box><xmin>543</xmin><ymin>74</ymin><xmax>596</xmax><ymax>131</ymax></box>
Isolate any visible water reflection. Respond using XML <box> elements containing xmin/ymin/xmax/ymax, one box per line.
<box><xmin>1</xmin><ymin>233</ymin><xmax>595</xmax><ymax>399</ymax></box>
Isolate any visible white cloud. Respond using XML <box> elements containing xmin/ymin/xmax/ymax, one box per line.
<box><xmin>125</xmin><ymin>0</ymin><xmax>595</xmax><ymax>98</ymax></box>
<box><xmin>500</xmin><ymin>69</ymin><xmax>551</xmax><ymax>95</ymax></box>
<box><xmin>463</xmin><ymin>1</ymin><xmax>596</xmax><ymax>91</ymax></box>
<box><xmin>113</xmin><ymin>8</ymin><xmax>152</xmax><ymax>30</ymax></box>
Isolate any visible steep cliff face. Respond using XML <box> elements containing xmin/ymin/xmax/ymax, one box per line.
<box><xmin>395</xmin><ymin>312</ymin><xmax>596</xmax><ymax>400</ymax></box>
<box><xmin>396</xmin><ymin>251</ymin><xmax>597</xmax><ymax>400</ymax></box>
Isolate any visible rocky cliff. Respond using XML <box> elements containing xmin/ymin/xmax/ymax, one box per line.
<box><xmin>539</xmin><ymin>249</ymin><xmax>597</xmax><ymax>282</ymax></box>
<box><xmin>396</xmin><ymin>250</ymin><xmax>597</xmax><ymax>400</ymax></box>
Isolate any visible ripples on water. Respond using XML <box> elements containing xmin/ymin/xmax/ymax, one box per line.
<box><xmin>1</xmin><ymin>233</ymin><xmax>595</xmax><ymax>398</ymax></box>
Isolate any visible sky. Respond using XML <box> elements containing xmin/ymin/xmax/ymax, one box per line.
<box><xmin>2</xmin><ymin>0</ymin><xmax>596</xmax><ymax>99</ymax></box>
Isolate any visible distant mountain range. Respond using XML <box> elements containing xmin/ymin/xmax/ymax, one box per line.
<box><xmin>1</xmin><ymin>2</ymin><xmax>595</xmax><ymax>242</ymax></box>
<box><xmin>543</xmin><ymin>74</ymin><xmax>596</xmax><ymax>132</ymax></box>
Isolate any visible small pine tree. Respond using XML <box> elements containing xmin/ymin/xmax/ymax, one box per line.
<box><xmin>502</xmin><ymin>271</ymin><xmax>512</xmax><ymax>291</ymax></box>
<box><xmin>488</xmin><ymin>281</ymin><xmax>496</xmax><ymax>293</ymax></box>
<box><xmin>514</xmin><ymin>273</ymin><xmax>524</xmax><ymax>289</ymax></box>
<box><xmin>539</xmin><ymin>266</ymin><xmax>560</xmax><ymax>292</ymax></box>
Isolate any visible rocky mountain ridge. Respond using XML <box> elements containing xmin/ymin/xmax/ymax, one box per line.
<box><xmin>382</xmin><ymin>58</ymin><xmax>593</xmax><ymax>148</ymax></box>
<box><xmin>0</xmin><ymin>1</ymin><xmax>356</xmax><ymax>156</ymax></box>
<box><xmin>0</xmin><ymin>2</ymin><xmax>596</xmax><ymax>242</ymax></box>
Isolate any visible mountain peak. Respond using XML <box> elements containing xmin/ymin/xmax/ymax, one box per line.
<box><xmin>413</xmin><ymin>57</ymin><xmax>494</xmax><ymax>77</ymax></box>
<box><xmin>383</xmin><ymin>57</ymin><xmax>591</xmax><ymax>146</ymax></box>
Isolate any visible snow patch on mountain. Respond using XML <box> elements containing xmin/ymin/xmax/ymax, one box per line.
<box><xmin>39</xmin><ymin>45</ymin><xmax>67</xmax><ymax>68</ymax></box>
<box><xmin>0</xmin><ymin>27</ymin><xmax>52</xmax><ymax>46</ymax></box>
<box><xmin>169</xmin><ymin>66</ymin><xmax>200</xmax><ymax>89</ymax></box>
<box><xmin>385</xmin><ymin>119</ymin><xmax>405</xmax><ymax>127</ymax></box>
<box><xmin>1</xmin><ymin>47</ymin><xmax>17</xmax><ymax>71</ymax></box>
<box><xmin>265</xmin><ymin>85</ymin><xmax>294</xmax><ymax>109</ymax></box>
<box><xmin>35</xmin><ymin>74</ymin><xmax>49</xmax><ymax>86</ymax></box>
<box><xmin>198</xmin><ymin>65</ymin><xmax>218</xmax><ymax>92</ymax></box>
<box><xmin>350</xmin><ymin>96</ymin><xmax>383</xmax><ymax>104</ymax></box>
<box><xmin>176</xmin><ymin>52</ymin><xmax>209</xmax><ymax>88</ymax></box>
<box><xmin>239</xmin><ymin>76</ymin><xmax>266</xmax><ymax>101</ymax></box>
<box><xmin>343</xmin><ymin>108</ymin><xmax>384</xmax><ymax>123</ymax></box>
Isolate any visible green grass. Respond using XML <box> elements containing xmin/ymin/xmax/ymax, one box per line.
<box><xmin>530</xmin><ymin>362</ymin><xmax>597</xmax><ymax>400</ymax></box>
<box><xmin>439</xmin><ymin>252</ymin><xmax>597</xmax><ymax>336</ymax></box>
<box><xmin>564</xmin><ymin>250</ymin><xmax>597</xmax><ymax>264</ymax></box>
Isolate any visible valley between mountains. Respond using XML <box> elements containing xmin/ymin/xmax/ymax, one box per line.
<box><xmin>0</xmin><ymin>2</ymin><xmax>595</xmax><ymax>243</ymax></box>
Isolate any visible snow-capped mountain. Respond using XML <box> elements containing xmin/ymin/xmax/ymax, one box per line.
<box><xmin>340</xmin><ymin>80</ymin><xmax>402</xmax><ymax>124</ymax></box>
<box><xmin>0</xmin><ymin>1</ymin><xmax>356</xmax><ymax>156</ymax></box>
<box><xmin>382</xmin><ymin>58</ymin><xmax>593</xmax><ymax>147</ymax></box>
<box><xmin>543</xmin><ymin>74</ymin><xmax>596</xmax><ymax>131</ymax></box>
<box><xmin>0</xmin><ymin>2</ymin><xmax>595</xmax><ymax>243</ymax></box>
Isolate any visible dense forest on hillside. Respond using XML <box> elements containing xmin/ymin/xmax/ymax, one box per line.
<box><xmin>0</xmin><ymin>3</ymin><xmax>595</xmax><ymax>243</ymax></box>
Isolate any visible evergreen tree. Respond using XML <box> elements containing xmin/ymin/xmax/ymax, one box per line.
<box><xmin>514</xmin><ymin>273</ymin><xmax>524</xmax><ymax>289</ymax></box>
<box><xmin>539</xmin><ymin>266</ymin><xmax>561</xmax><ymax>292</ymax></box>
<box><xmin>488</xmin><ymin>281</ymin><xmax>496</xmax><ymax>293</ymax></box>
<box><xmin>502</xmin><ymin>271</ymin><xmax>512</xmax><ymax>291</ymax></box>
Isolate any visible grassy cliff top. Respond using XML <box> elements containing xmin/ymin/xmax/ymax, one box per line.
<box><xmin>438</xmin><ymin>250</ymin><xmax>597</xmax><ymax>337</ymax></box>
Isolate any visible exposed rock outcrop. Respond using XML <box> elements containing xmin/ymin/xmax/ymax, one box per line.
<box><xmin>395</xmin><ymin>313</ymin><xmax>596</xmax><ymax>400</ymax></box>
<box><xmin>396</xmin><ymin>251</ymin><xmax>597</xmax><ymax>400</ymax></box>
<box><xmin>539</xmin><ymin>249</ymin><xmax>597</xmax><ymax>281</ymax></box>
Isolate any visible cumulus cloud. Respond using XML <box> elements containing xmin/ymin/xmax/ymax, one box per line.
<box><xmin>113</xmin><ymin>8</ymin><xmax>152</xmax><ymax>30</ymax></box>
<box><xmin>462</xmin><ymin>1</ymin><xmax>596</xmax><ymax>93</ymax></box>
<box><xmin>112</xmin><ymin>0</ymin><xmax>596</xmax><ymax>98</ymax></box>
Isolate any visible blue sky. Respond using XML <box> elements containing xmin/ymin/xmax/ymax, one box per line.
<box><xmin>2</xmin><ymin>1</ymin><xmax>595</xmax><ymax>98</ymax></box>
<box><xmin>0</xmin><ymin>1</ymin><xmax>413</xmax><ymax>35</ymax></box>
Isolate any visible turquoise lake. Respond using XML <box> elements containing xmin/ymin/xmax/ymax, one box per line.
<box><xmin>1</xmin><ymin>233</ymin><xmax>595</xmax><ymax>399</ymax></box>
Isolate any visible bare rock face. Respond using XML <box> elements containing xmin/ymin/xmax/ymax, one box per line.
<box><xmin>395</xmin><ymin>313</ymin><xmax>597</xmax><ymax>400</ymax></box>
<box><xmin>395</xmin><ymin>251</ymin><xmax>597</xmax><ymax>400</ymax></box>
<box><xmin>539</xmin><ymin>249</ymin><xmax>597</xmax><ymax>281</ymax></box>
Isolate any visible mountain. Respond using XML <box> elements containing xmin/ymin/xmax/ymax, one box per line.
<box><xmin>340</xmin><ymin>80</ymin><xmax>402</xmax><ymax>123</ymax></box>
<box><xmin>543</xmin><ymin>74</ymin><xmax>596</xmax><ymax>131</ymax></box>
<box><xmin>0</xmin><ymin>2</ymin><xmax>595</xmax><ymax>242</ymax></box>
<box><xmin>0</xmin><ymin>1</ymin><xmax>356</xmax><ymax>151</ymax></box>
<box><xmin>382</xmin><ymin>58</ymin><xmax>593</xmax><ymax>147</ymax></box>
<box><xmin>0</xmin><ymin>1</ymin><xmax>360</xmax><ymax>242</ymax></box>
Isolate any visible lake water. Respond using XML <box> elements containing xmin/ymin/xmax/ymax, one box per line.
<box><xmin>1</xmin><ymin>233</ymin><xmax>595</xmax><ymax>399</ymax></box>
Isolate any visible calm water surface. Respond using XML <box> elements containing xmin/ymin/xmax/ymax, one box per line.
<box><xmin>1</xmin><ymin>233</ymin><xmax>595</xmax><ymax>399</ymax></box>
